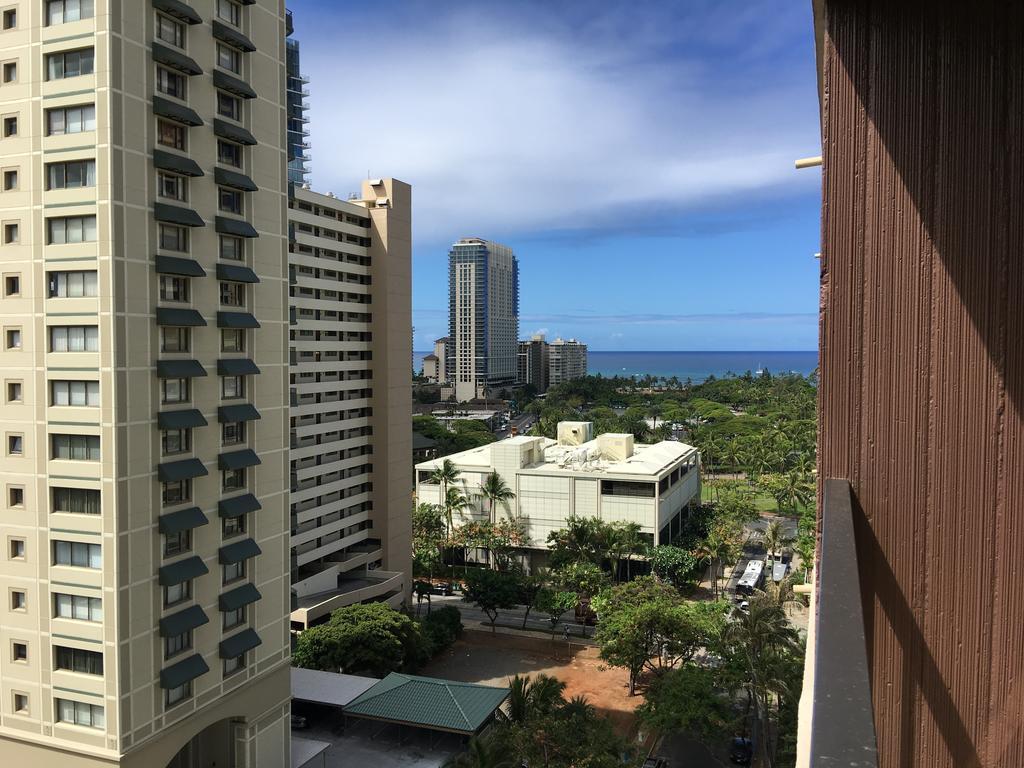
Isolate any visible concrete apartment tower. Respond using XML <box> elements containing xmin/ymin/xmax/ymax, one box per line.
<box><xmin>517</xmin><ymin>334</ymin><xmax>548</xmax><ymax>393</ymax></box>
<box><xmin>0</xmin><ymin>1</ymin><xmax>291</xmax><ymax>765</ymax></box>
<box><xmin>448</xmin><ymin>238</ymin><xmax>518</xmax><ymax>402</ymax></box>
<box><xmin>548</xmin><ymin>338</ymin><xmax>587</xmax><ymax>388</ymax></box>
<box><xmin>287</xmin><ymin>180</ymin><xmax>413</xmax><ymax>630</ymax></box>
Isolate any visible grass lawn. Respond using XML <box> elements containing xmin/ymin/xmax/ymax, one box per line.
<box><xmin>700</xmin><ymin>478</ymin><xmax>809</xmax><ymax>515</ymax></box>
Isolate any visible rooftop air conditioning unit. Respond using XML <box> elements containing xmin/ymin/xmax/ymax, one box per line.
<box><xmin>556</xmin><ymin>421</ymin><xmax>593</xmax><ymax>446</ymax></box>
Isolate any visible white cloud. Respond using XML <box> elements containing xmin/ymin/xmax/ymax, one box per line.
<box><xmin>298</xmin><ymin>2</ymin><xmax>819</xmax><ymax>244</ymax></box>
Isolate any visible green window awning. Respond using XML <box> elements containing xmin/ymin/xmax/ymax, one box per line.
<box><xmin>156</xmin><ymin>359</ymin><xmax>207</xmax><ymax>378</ymax></box>
<box><xmin>160</xmin><ymin>653</ymin><xmax>209</xmax><ymax>689</ymax></box>
<box><xmin>158</xmin><ymin>506</ymin><xmax>208</xmax><ymax>535</ymax></box>
<box><xmin>156</xmin><ymin>307</ymin><xmax>207</xmax><ymax>327</ymax></box>
<box><xmin>217</xmin><ymin>358</ymin><xmax>260</xmax><ymax>376</ymax></box>
<box><xmin>213</xmin><ymin>69</ymin><xmax>257</xmax><ymax>99</ymax></box>
<box><xmin>219</xmin><ymin>582</ymin><xmax>261</xmax><ymax>611</ymax></box>
<box><xmin>154</xmin><ymin>202</ymin><xmax>205</xmax><ymax>227</ymax></box>
<box><xmin>212</xmin><ymin>20</ymin><xmax>256</xmax><ymax>52</ymax></box>
<box><xmin>216</xmin><ymin>216</ymin><xmax>259</xmax><ymax>238</ymax></box>
<box><xmin>219</xmin><ymin>537</ymin><xmax>261</xmax><ymax>565</ymax></box>
<box><xmin>214</xmin><ymin>166</ymin><xmax>258</xmax><ymax>191</ymax></box>
<box><xmin>219</xmin><ymin>628</ymin><xmax>261</xmax><ymax>659</ymax></box>
<box><xmin>152</xmin><ymin>43</ymin><xmax>203</xmax><ymax>75</ymax></box>
<box><xmin>155</xmin><ymin>255</ymin><xmax>206</xmax><ymax>277</ymax></box>
<box><xmin>159</xmin><ymin>604</ymin><xmax>209</xmax><ymax>637</ymax></box>
<box><xmin>152</xmin><ymin>96</ymin><xmax>203</xmax><ymax>127</ymax></box>
<box><xmin>218</xmin><ymin>403</ymin><xmax>261</xmax><ymax>423</ymax></box>
<box><xmin>153</xmin><ymin>149</ymin><xmax>204</xmax><ymax>177</ymax></box>
<box><xmin>219</xmin><ymin>448</ymin><xmax>261</xmax><ymax>471</ymax></box>
<box><xmin>157</xmin><ymin>408</ymin><xmax>207</xmax><ymax>429</ymax></box>
<box><xmin>216</xmin><ymin>263</ymin><xmax>260</xmax><ymax>283</ymax></box>
<box><xmin>218</xmin><ymin>493</ymin><xmax>261</xmax><ymax>519</ymax></box>
<box><xmin>213</xmin><ymin>118</ymin><xmax>257</xmax><ymax>146</ymax></box>
<box><xmin>152</xmin><ymin>0</ymin><xmax>201</xmax><ymax>24</ymax></box>
<box><xmin>157</xmin><ymin>457</ymin><xmax>208</xmax><ymax>482</ymax></box>
<box><xmin>158</xmin><ymin>555</ymin><xmax>208</xmax><ymax>586</ymax></box>
<box><xmin>217</xmin><ymin>311</ymin><xmax>259</xmax><ymax>329</ymax></box>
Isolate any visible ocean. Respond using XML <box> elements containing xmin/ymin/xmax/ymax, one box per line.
<box><xmin>413</xmin><ymin>350</ymin><xmax>818</xmax><ymax>383</ymax></box>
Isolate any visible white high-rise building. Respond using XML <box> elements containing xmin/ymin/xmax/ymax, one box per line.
<box><xmin>448</xmin><ymin>238</ymin><xmax>518</xmax><ymax>402</ymax></box>
<box><xmin>0</xmin><ymin>1</ymin><xmax>291</xmax><ymax>764</ymax></box>
<box><xmin>548</xmin><ymin>337</ymin><xmax>588</xmax><ymax>388</ymax></box>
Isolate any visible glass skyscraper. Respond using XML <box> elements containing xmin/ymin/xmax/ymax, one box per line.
<box><xmin>285</xmin><ymin>10</ymin><xmax>310</xmax><ymax>185</ymax></box>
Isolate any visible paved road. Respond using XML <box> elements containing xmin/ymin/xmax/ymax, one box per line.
<box><xmin>413</xmin><ymin>593</ymin><xmax>596</xmax><ymax>639</ymax></box>
<box><xmin>494</xmin><ymin>413</ymin><xmax>536</xmax><ymax>440</ymax></box>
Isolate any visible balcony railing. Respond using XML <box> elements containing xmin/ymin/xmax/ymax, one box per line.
<box><xmin>797</xmin><ymin>479</ymin><xmax>879</xmax><ymax>767</ymax></box>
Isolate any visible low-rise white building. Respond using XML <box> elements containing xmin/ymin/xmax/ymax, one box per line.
<box><xmin>415</xmin><ymin>422</ymin><xmax>701</xmax><ymax>561</ymax></box>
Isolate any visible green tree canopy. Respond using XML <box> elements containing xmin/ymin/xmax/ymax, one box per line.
<box><xmin>462</xmin><ymin>569</ymin><xmax>520</xmax><ymax>630</ymax></box>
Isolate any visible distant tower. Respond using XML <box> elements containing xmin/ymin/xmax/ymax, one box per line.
<box><xmin>285</xmin><ymin>10</ymin><xmax>310</xmax><ymax>185</ymax></box>
<box><xmin>448</xmin><ymin>238</ymin><xmax>519</xmax><ymax>401</ymax></box>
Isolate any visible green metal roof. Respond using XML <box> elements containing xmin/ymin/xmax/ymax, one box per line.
<box><xmin>156</xmin><ymin>307</ymin><xmax>207</xmax><ymax>327</ymax></box>
<box><xmin>154</xmin><ymin>202</ymin><xmax>205</xmax><ymax>227</ymax></box>
<box><xmin>217</xmin><ymin>357</ymin><xmax>260</xmax><ymax>375</ymax></box>
<box><xmin>218</xmin><ymin>402</ymin><xmax>261</xmax><ymax>422</ymax></box>
<box><xmin>212</xmin><ymin>20</ymin><xmax>256</xmax><ymax>52</ymax></box>
<box><xmin>158</xmin><ymin>555</ymin><xmax>208</xmax><ymax>586</ymax></box>
<box><xmin>152</xmin><ymin>96</ymin><xmax>204</xmax><ymax>127</ymax></box>
<box><xmin>216</xmin><ymin>216</ymin><xmax>259</xmax><ymax>238</ymax></box>
<box><xmin>343</xmin><ymin>673</ymin><xmax>509</xmax><ymax>735</ymax></box>
<box><xmin>152</xmin><ymin>43</ymin><xmax>203</xmax><ymax>76</ymax></box>
<box><xmin>214</xmin><ymin>166</ymin><xmax>258</xmax><ymax>191</ymax></box>
<box><xmin>219</xmin><ymin>581</ymin><xmax>261</xmax><ymax>611</ymax></box>
<box><xmin>217</xmin><ymin>311</ymin><xmax>259</xmax><ymax>329</ymax></box>
<box><xmin>218</xmin><ymin>492</ymin><xmax>261</xmax><ymax>518</ymax></box>
<box><xmin>156</xmin><ymin>359</ymin><xmax>208</xmax><ymax>378</ymax></box>
<box><xmin>152</xmin><ymin>0</ymin><xmax>202</xmax><ymax>24</ymax></box>
<box><xmin>218</xmin><ymin>537</ymin><xmax>261</xmax><ymax>565</ymax></box>
<box><xmin>213</xmin><ymin>69</ymin><xmax>257</xmax><ymax>99</ymax></box>
<box><xmin>153</xmin><ymin>150</ymin><xmax>204</xmax><ymax>177</ymax></box>
<box><xmin>216</xmin><ymin>262</ymin><xmax>260</xmax><ymax>283</ymax></box>
<box><xmin>157</xmin><ymin>505</ymin><xmax>208</xmax><ymax>535</ymax></box>
<box><xmin>157</xmin><ymin>457</ymin><xmax>208</xmax><ymax>482</ymax></box>
<box><xmin>157</xmin><ymin>408</ymin><xmax>207</xmax><ymax>429</ymax></box>
<box><xmin>219</xmin><ymin>627</ymin><xmax>261</xmax><ymax>659</ymax></box>
<box><xmin>160</xmin><ymin>653</ymin><xmax>209</xmax><ymax>689</ymax></box>
<box><xmin>159</xmin><ymin>604</ymin><xmax>208</xmax><ymax>637</ymax></box>
<box><xmin>213</xmin><ymin>118</ymin><xmax>257</xmax><ymax>146</ymax></box>
<box><xmin>155</xmin><ymin>254</ymin><xmax>206</xmax><ymax>276</ymax></box>
<box><xmin>219</xmin><ymin>448</ymin><xmax>260</xmax><ymax>470</ymax></box>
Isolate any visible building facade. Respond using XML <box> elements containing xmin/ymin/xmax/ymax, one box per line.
<box><xmin>423</xmin><ymin>336</ymin><xmax>447</xmax><ymax>384</ymax></box>
<box><xmin>288</xmin><ymin>181</ymin><xmax>411</xmax><ymax>630</ymax></box>
<box><xmin>517</xmin><ymin>334</ymin><xmax>548</xmax><ymax>393</ymax></box>
<box><xmin>0</xmin><ymin>1</ymin><xmax>292</xmax><ymax>765</ymax></box>
<box><xmin>415</xmin><ymin>422</ymin><xmax>700</xmax><ymax>562</ymax></box>
<box><xmin>447</xmin><ymin>238</ymin><xmax>518</xmax><ymax>402</ymax></box>
<box><xmin>547</xmin><ymin>337</ymin><xmax>587</xmax><ymax>389</ymax></box>
<box><xmin>283</xmin><ymin>10</ymin><xmax>308</xmax><ymax>186</ymax></box>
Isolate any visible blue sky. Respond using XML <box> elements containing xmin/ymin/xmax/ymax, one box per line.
<box><xmin>288</xmin><ymin>0</ymin><xmax>822</xmax><ymax>351</ymax></box>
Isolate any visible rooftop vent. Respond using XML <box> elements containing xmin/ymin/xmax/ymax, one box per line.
<box><xmin>597</xmin><ymin>433</ymin><xmax>634</xmax><ymax>461</ymax></box>
<box><xmin>556</xmin><ymin>421</ymin><xmax>593</xmax><ymax>446</ymax></box>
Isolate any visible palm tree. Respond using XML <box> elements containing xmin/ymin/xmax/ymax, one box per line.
<box><xmin>479</xmin><ymin>471</ymin><xmax>516</xmax><ymax>525</ymax></box>
<box><xmin>443</xmin><ymin>737</ymin><xmax>516</xmax><ymax>768</ymax></box>
<box><xmin>560</xmin><ymin>694</ymin><xmax>596</xmax><ymax>720</ymax></box>
<box><xmin>617</xmin><ymin>521</ymin><xmax>646</xmax><ymax>581</ymax></box>
<box><xmin>549</xmin><ymin>515</ymin><xmax>605</xmax><ymax>566</ymax></box>
<box><xmin>781</xmin><ymin>470</ymin><xmax>812</xmax><ymax>512</ymax></box>
<box><xmin>764</xmin><ymin>519</ymin><xmax>791</xmax><ymax>566</ymax></box>
<box><xmin>505</xmin><ymin>673</ymin><xmax>566</xmax><ymax>724</ymax></box>
<box><xmin>430</xmin><ymin>459</ymin><xmax>461</xmax><ymax>536</ymax></box>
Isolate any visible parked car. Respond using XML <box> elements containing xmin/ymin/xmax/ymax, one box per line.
<box><xmin>729</xmin><ymin>737</ymin><xmax>753</xmax><ymax>765</ymax></box>
<box><xmin>430</xmin><ymin>582</ymin><xmax>453</xmax><ymax>596</ymax></box>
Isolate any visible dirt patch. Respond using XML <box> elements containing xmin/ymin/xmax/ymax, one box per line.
<box><xmin>422</xmin><ymin>629</ymin><xmax>642</xmax><ymax>738</ymax></box>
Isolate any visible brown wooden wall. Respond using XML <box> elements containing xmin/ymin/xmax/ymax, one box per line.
<box><xmin>818</xmin><ymin>1</ymin><xmax>1024</xmax><ymax>766</ymax></box>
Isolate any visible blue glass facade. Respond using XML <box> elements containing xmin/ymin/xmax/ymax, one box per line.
<box><xmin>285</xmin><ymin>11</ymin><xmax>309</xmax><ymax>186</ymax></box>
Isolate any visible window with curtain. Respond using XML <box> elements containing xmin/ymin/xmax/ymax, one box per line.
<box><xmin>46</xmin><ymin>159</ymin><xmax>96</xmax><ymax>190</ymax></box>
<box><xmin>47</xmin><ymin>48</ymin><xmax>94</xmax><ymax>80</ymax></box>
<box><xmin>45</xmin><ymin>104</ymin><xmax>96</xmax><ymax>135</ymax></box>
<box><xmin>48</xmin><ymin>270</ymin><xmax>98</xmax><ymax>297</ymax></box>
<box><xmin>47</xmin><ymin>0</ymin><xmax>95</xmax><ymax>25</ymax></box>
<box><xmin>49</xmin><ymin>325</ymin><xmax>99</xmax><ymax>352</ymax></box>
<box><xmin>55</xmin><ymin>646</ymin><xmax>103</xmax><ymax>675</ymax></box>
<box><xmin>46</xmin><ymin>215</ymin><xmax>97</xmax><ymax>244</ymax></box>
<box><xmin>52</xmin><ymin>487</ymin><xmax>100</xmax><ymax>514</ymax></box>
<box><xmin>50</xmin><ymin>380</ymin><xmax>100</xmax><ymax>406</ymax></box>
<box><xmin>51</xmin><ymin>434</ymin><xmax>100</xmax><ymax>461</ymax></box>
<box><xmin>54</xmin><ymin>592</ymin><xmax>102</xmax><ymax>621</ymax></box>
<box><xmin>53</xmin><ymin>540</ymin><xmax>101</xmax><ymax>568</ymax></box>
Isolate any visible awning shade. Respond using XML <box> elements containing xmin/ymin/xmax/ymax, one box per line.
<box><xmin>217</xmin><ymin>358</ymin><xmax>260</xmax><ymax>376</ymax></box>
<box><xmin>159</xmin><ymin>604</ymin><xmax>209</xmax><ymax>637</ymax></box>
<box><xmin>212</xmin><ymin>20</ymin><xmax>256</xmax><ymax>52</ymax></box>
<box><xmin>160</xmin><ymin>653</ymin><xmax>209</xmax><ymax>689</ymax></box>
<box><xmin>214</xmin><ymin>166</ymin><xmax>258</xmax><ymax>191</ymax></box>
<box><xmin>154</xmin><ymin>202</ymin><xmax>205</xmax><ymax>227</ymax></box>
<box><xmin>153</xmin><ymin>150</ymin><xmax>204</xmax><ymax>177</ymax></box>
<box><xmin>219</xmin><ymin>628</ymin><xmax>262</xmax><ymax>659</ymax></box>
<box><xmin>155</xmin><ymin>255</ymin><xmax>206</xmax><ymax>277</ymax></box>
<box><xmin>216</xmin><ymin>216</ymin><xmax>259</xmax><ymax>238</ymax></box>
<box><xmin>213</xmin><ymin>69</ymin><xmax>257</xmax><ymax>99</ymax></box>
<box><xmin>218</xmin><ymin>493</ymin><xmax>261</xmax><ymax>519</ymax></box>
<box><xmin>152</xmin><ymin>96</ymin><xmax>203</xmax><ymax>127</ymax></box>
<box><xmin>158</xmin><ymin>555</ymin><xmax>208</xmax><ymax>586</ymax></box>
<box><xmin>217</xmin><ymin>311</ymin><xmax>259</xmax><ymax>329</ymax></box>
<box><xmin>218</xmin><ymin>403</ymin><xmax>261</xmax><ymax>423</ymax></box>
<box><xmin>219</xmin><ymin>582</ymin><xmax>262</xmax><ymax>611</ymax></box>
<box><xmin>219</xmin><ymin>538</ymin><xmax>261</xmax><ymax>565</ymax></box>
<box><xmin>156</xmin><ymin>359</ymin><xmax>207</xmax><ymax>378</ymax></box>
<box><xmin>216</xmin><ymin>262</ymin><xmax>260</xmax><ymax>283</ymax></box>
<box><xmin>158</xmin><ymin>506</ymin><xmax>208</xmax><ymax>535</ymax></box>
<box><xmin>219</xmin><ymin>448</ymin><xmax>261</xmax><ymax>471</ymax></box>
<box><xmin>156</xmin><ymin>307</ymin><xmax>207</xmax><ymax>327</ymax></box>
<box><xmin>213</xmin><ymin>118</ymin><xmax>257</xmax><ymax>146</ymax></box>
<box><xmin>152</xmin><ymin>0</ymin><xmax>201</xmax><ymax>24</ymax></box>
<box><xmin>152</xmin><ymin>43</ymin><xmax>203</xmax><ymax>75</ymax></box>
<box><xmin>157</xmin><ymin>408</ymin><xmax>208</xmax><ymax>429</ymax></box>
<box><xmin>157</xmin><ymin>457</ymin><xmax>208</xmax><ymax>482</ymax></box>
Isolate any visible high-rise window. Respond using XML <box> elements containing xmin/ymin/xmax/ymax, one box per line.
<box><xmin>156</xmin><ymin>66</ymin><xmax>186</xmax><ymax>99</ymax></box>
<box><xmin>164</xmin><ymin>579</ymin><xmax>190</xmax><ymax>607</ymax></box>
<box><xmin>51</xmin><ymin>434</ymin><xmax>100</xmax><ymax>461</ymax></box>
<box><xmin>161</xmin><ymin>427</ymin><xmax>190</xmax><ymax>456</ymax></box>
<box><xmin>54</xmin><ymin>593</ymin><xmax>102</xmax><ymax>622</ymax></box>
<box><xmin>217</xmin><ymin>43</ymin><xmax>241</xmax><ymax>74</ymax></box>
<box><xmin>52</xmin><ymin>487</ymin><xmax>100</xmax><ymax>514</ymax></box>
<box><xmin>158</xmin><ymin>171</ymin><xmax>186</xmax><ymax>201</ymax></box>
<box><xmin>221</xmin><ymin>329</ymin><xmax>245</xmax><ymax>352</ymax></box>
<box><xmin>224</xmin><ymin>653</ymin><xmax>245</xmax><ymax>676</ymax></box>
<box><xmin>157</xmin><ymin>118</ymin><xmax>186</xmax><ymax>150</ymax></box>
<box><xmin>48</xmin><ymin>270</ymin><xmax>98</xmax><ymax>297</ymax></box>
<box><xmin>217</xmin><ymin>139</ymin><xmax>242</xmax><ymax>168</ymax></box>
<box><xmin>219</xmin><ymin>281</ymin><xmax>244</xmax><ymax>306</ymax></box>
<box><xmin>223</xmin><ymin>605</ymin><xmax>245</xmax><ymax>630</ymax></box>
<box><xmin>163</xmin><ymin>528</ymin><xmax>191</xmax><ymax>556</ymax></box>
<box><xmin>216</xmin><ymin>0</ymin><xmax>240</xmax><ymax>26</ymax></box>
<box><xmin>45</xmin><ymin>104</ymin><xmax>95</xmax><ymax>135</ymax></box>
<box><xmin>56</xmin><ymin>699</ymin><xmax>104</xmax><ymax>729</ymax></box>
<box><xmin>222</xmin><ymin>468</ymin><xmax>245</xmax><ymax>492</ymax></box>
<box><xmin>162</xmin><ymin>479</ymin><xmax>191</xmax><ymax>507</ymax></box>
<box><xmin>218</xmin><ymin>187</ymin><xmax>242</xmax><ymax>214</ymax></box>
<box><xmin>47</xmin><ymin>0</ymin><xmax>95</xmax><ymax>25</ymax></box>
<box><xmin>49</xmin><ymin>325</ymin><xmax>99</xmax><ymax>352</ymax></box>
<box><xmin>222</xmin><ymin>514</ymin><xmax>245</xmax><ymax>537</ymax></box>
<box><xmin>53</xmin><ymin>540</ymin><xmax>101</xmax><ymax>568</ymax></box>
<box><xmin>55</xmin><ymin>646</ymin><xmax>103</xmax><ymax>675</ymax></box>
<box><xmin>219</xmin><ymin>235</ymin><xmax>243</xmax><ymax>261</ymax></box>
<box><xmin>50</xmin><ymin>380</ymin><xmax>99</xmax><ymax>407</ymax></box>
<box><xmin>159</xmin><ymin>275</ymin><xmax>189</xmax><ymax>302</ymax></box>
<box><xmin>222</xmin><ymin>559</ymin><xmax>245</xmax><ymax>584</ymax></box>
<box><xmin>155</xmin><ymin>14</ymin><xmax>184</xmax><ymax>48</ymax></box>
<box><xmin>46</xmin><ymin>215</ymin><xmax>97</xmax><ymax>244</ymax></box>
<box><xmin>160</xmin><ymin>377</ymin><xmax>190</xmax><ymax>404</ymax></box>
<box><xmin>221</xmin><ymin>375</ymin><xmax>244</xmax><ymax>399</ymax></box>
<box><xmin>217</xmin><ymin>91</ymin><xmax>241</xmax><ymax>121</ymax></box>
<box><xmin>47</xmin><ymin>48</ymin><xmax>94</xmax><ymax>80</ymax></box>
<box><xmin>160</xmin><ymin>327</ymin><xmax>190</xmax><ymax>353</ymax></box>
<box><xmin>222</xmin><ymin>421</ymin><xmax>245</xmax><ymax>445</ymax></box>
<box><xmin>46</xmin><ymin>159</ymin><xmax>96</xmax><ymax>190</ymax></box>
<box><xmin>166</xmin><ymin>681</ymin><xmax>191</xmax><ymax>707</ymax></box>
<box><xmin>159</xmin><ymin>223</ymin><xmax>189</xmax><ymax>252</ymax></box>
<box><xmin>165</xmin><ymin>630</ymin><xmax>191</xmax><ymax>659</ymax></box>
